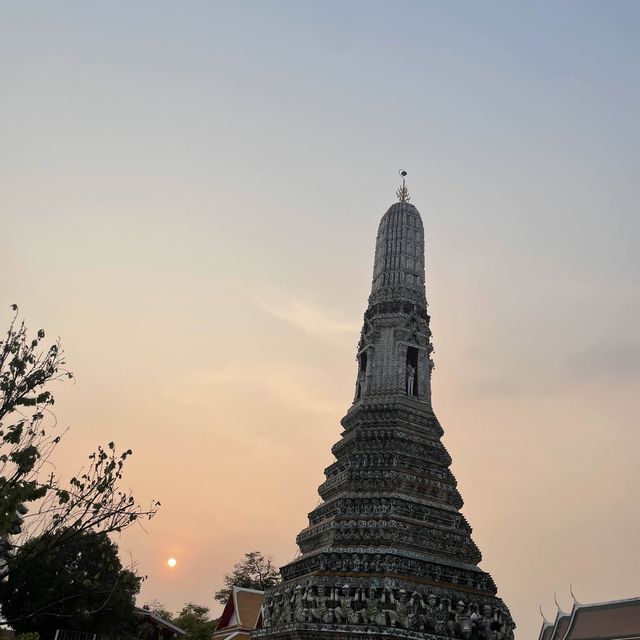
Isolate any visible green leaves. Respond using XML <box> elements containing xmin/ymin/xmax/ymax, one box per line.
<box><xmin>0</xmin><ymin>309</ymin><xmax>159</xmax><ymax>603</ymax></box>
<box><xmin>5</xmin><ymin>422</ymin><xmax>24</xmax><ymax>444</ymax></box>
<box><xmin>173</xmin><ymin>602</ymin><xmax>216</xmax><ymax>640</ymax></box>
<box><xmin>214</xmin><ymin>551</ymin><xmax>281</xmax><ymax>604</ymax></box>
<box><xmin>1</xmin><ymin>529</ymin><xmax>142</xmax><ymax>637</ymax></box>
<box><xmin>10</xmin><ymin>445</ymin><xmax>39</xmax><ymax>475</ymax></box>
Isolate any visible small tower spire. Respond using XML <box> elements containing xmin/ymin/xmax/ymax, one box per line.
<box><xmin>396</xmin><ymin>169</ymin><xmax>410</xmax><ymax>202</ymax></box>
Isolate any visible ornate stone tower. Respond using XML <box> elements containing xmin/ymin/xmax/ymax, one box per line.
<box><xmin>253</xmin><ymin>178</ymin><xmax>515</xmax><ymax>640</ymax></box>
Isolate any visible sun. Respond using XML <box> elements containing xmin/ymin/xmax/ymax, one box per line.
<box><xmin>167</xmin><ymin>557</ymin><xmax>177</xmax><ymax>568</ymax></box>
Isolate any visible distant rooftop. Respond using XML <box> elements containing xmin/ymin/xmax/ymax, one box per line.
<box><xmin>538</xmin><ymin>595</ymin><xmax>640</xmax><ymax>640</ymax></box>
<box><xmin>213</xmin><ymin>586</ymin><xmax>264</xmax><ymax>640</ymax></box>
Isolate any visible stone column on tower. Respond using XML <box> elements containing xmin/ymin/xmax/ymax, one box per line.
<box><xmin>252</xmin><ymin>179</ymin><xmax>515</xmax><ymax>640</ymax></box>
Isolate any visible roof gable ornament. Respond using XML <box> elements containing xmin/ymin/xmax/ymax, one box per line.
<box><xmin>570</xmin><ymin>584</ymin><xmax>582</xmax><ymax>607</ymax></box>
<box><xmin>396</xmin><ymin>169</ymin><xmax>410</xmax><ymax>202</ymax></box>
<box><xmin>554</xmin><ymin>592</ymin><xmax>568</xmax><ymax>616</ymax></box>
<box><xmin>539</xmin><ymin>605</ymin><xmax>550</xmax><ymax>625</ymax></box>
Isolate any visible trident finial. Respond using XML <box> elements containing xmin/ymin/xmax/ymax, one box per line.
<box><xmin>396</xmin><ymin>169</ymin><xmax>410</xmax><ymax>202</ymax></box>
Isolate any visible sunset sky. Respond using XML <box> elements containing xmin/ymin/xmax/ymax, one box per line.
<box><xmin>2</xmin><ymin>2</ymin><xmax>640</xmax><ymax>637</ymax></box>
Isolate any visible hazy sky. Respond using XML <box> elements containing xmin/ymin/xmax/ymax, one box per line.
<box><xmin>2</xmin><ymin>2</ymin><xmax>639</xmax><ymax>637</ymax></box>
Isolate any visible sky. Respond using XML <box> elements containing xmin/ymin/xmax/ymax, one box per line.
<box><xmin>1</xmin><ymin>1</ymin><xmax>639</xmax><ymax>637</ymax></box>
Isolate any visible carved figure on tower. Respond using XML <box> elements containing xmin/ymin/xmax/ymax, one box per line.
<box><xmin>406</xmin><ymin>362</ymin><xmax>416</xmax><ymax>396</ymax></box>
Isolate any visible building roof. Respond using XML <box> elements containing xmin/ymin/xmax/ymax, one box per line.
<box><xmin>551</xmin><ymin>614</ymin><xmax>571</xmax><ymax>640</ymax></box>
<box><xmin>213</xmin><ymin>586</ymin><xmax>264</xmax><ymax>639</ymax></box>
<box><xmin>135</xmin><ymin>606</ymin><xmax>187</xmax><ymax>636</ymax></box>
<box><xmin>537</xmin><ymin>596</ymin><xmax>640</xmax><ymax>640</ymax></box>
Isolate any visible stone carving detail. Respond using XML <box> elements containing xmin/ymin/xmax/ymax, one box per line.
<box><xmin>259</xmin><ymin>580</ymin><xmax>514</xmax><ymax>639</ymax></box>
<box><xmin>309</xmin><ymin>585</ymin><xmax>332</xmax><ymax>623</ymax></box>
<box><xmin>280</xmin><ymin>550</ymin><xmax>495</xmax><ymax>593</ymax></box>
<box><xmin>406</xmin><ymin>363</ymin><xmax>416</xmax><ymax>396</ymax></box>
<box><xmin>334</xmin><ymin>585</ymin><xmax>358</xmax><ymax>624</ymax></box>
<box><xmin>358</xmin><ymin>316</ymin><xmax>379</xmax><ymax>352</ymax></box>
<box><xmin>399</xmin><ymin>311</ymin><xmax>426</xmax><ymax>347</ymax></box>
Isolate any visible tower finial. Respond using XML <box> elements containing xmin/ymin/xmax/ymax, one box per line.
<box><xmin>396</xmin><ymin>169</ymin><xmax>410</xmax><ymax>202</ymax></box>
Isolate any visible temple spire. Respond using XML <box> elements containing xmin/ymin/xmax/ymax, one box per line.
<box><xmin>254</xmin><ymin>180</ymin><xmax>516</xmax><ymax>640</ymax></box>
<box><xmin>396</xmin><ymin>168</ymin><xmax>410</xmax><ymax>202</ymax></box>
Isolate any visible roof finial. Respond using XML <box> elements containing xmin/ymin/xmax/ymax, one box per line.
<box><xmin>570</xmin><ymin>584</ymin><xmax>581</xmax><ymax>606</ymax></box>
<box><xmin>554</xmin><ymin>593</ymin><xmax>566</xmax><ymax>615</ymax></box>
<box><xmin>396</xmin><ymin>169</ymin><xmax>410</xmax><ymax>202</ymax></box>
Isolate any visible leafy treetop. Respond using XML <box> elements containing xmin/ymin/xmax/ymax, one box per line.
<box><xmin>214</xmin><ymin>551</ymin><xmax>281</xmax><ymax>604</ymax></box>
<box><xmin>0</xmin><ymin>307</ymin><xmax>159</xmax><ymax>613</ymax></box>
<box><xmin>0</xmin><ymin>529</ymin><xmax>140</xmax><ymax>640</ymax></box>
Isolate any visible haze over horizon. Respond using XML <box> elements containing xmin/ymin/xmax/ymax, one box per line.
<box><xmin>2</xmin><ymin>2</ymin><xmax>639</xmax><ymax>637</ymax></box>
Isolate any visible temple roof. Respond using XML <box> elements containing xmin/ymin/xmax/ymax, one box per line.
<box><xmin>213</xmin><ymin>586</ymin><xmax>264</xmax><ymax>639</ymax></box>
<box><xmin>537</xmin><ymin>596</ymin><xmax>640</xmax><ymax>640</ymax></box>
<box><xmin>539</xmin><ymin>624</ymin><xmax>554</xmax><ymax>640</ymax></box>
<box><xmin>135</xmin><ymin>606</ymin><xmax>187</xmax><ymax>637</ymax></box>
<box><xmin>550</xmin><ymin>613</ymin><xmax>571</xmax><ymax>640</ymax></box>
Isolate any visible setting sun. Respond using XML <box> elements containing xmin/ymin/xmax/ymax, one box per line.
<box><xmin>167</xmin><ymin>558</ymin><xmax>177</xmax><ymax>568</ymax></box>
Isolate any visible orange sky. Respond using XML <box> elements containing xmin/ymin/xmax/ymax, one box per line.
<box><xmin>2</xmin><ymin>4</ymin><xmax>640</xmax><ymax>637</ymax></box>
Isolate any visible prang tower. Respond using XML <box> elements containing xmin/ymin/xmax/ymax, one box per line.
<box><xmin>253</xmin><ymin>179</ymin><xmax>515</xmax><ymax>640</ymax></box>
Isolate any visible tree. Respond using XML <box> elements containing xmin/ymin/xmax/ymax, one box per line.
<box><xmin>174</xmin><ymin>603</ymin><xmax>216</xmax><ymax>640</ymax></box>
<box><xmin>0</xmin><ymin>306</ymin><xmax>68</xmax><ymax>538</ymax></box>
<box><xmin>0</xmin><ymin>307</ymin><xmax>159</xmax><ymax>585</ymax></box>
<box><xmin>214</xmin><ymin>551</ymin><xmax>281</xmax><ymax>604</ymax></box>
<box><xmin>145</xmin><ymin>600</ymin><xmax>175</xmax><ymax>622</ymax></box>
<box><xmin>0</xmin><ymin>529</ymin><xmax>140</xmax><ymax>640</ymax></box>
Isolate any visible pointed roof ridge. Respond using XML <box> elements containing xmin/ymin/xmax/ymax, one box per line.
<box><xmin>135</xmin><ymin>607</ymin><xmax>187</xmax><ymax>636</ymax></box>
<box><xmin>232</xmin><ymin>586</ymin><xmax>241</xmax><ymax>626</ymax></box>
<box><xmin>571</xmin><ymin>594</ymin><xmax>640</xmax><ymax>611</ymax></box>
<box><xmin>554</xmin><ymin>592</ymin><xmax>569</xmax><ymax>616</ymax></box>
<box><xmin>215</xmin><ymin>585</ymin><xmax>265</xmax><ymax>633</ymax></box>
<box><xmin>215</xmin><ymin>593</ymin><xmax>236</xmax><ymax>630</ymax></box>
<box><xmin>540</xmin><ymin>604</ymin><xmax>552</xmax><ymax>626</ymax></box>
<box><xmin>548</xmin><ymin>610</ymin><xmax>572</xmax><ymax>640</ymax></box>
<box><xmin>557</xmin><ymin>595</ymin><xmax>640</xmax><ymax>640</ymax></box>
<box><xmin>537</xmin><ymin>605</ymin><xmax>555</xmax><ymax>640</ymax></box>
<box><xmin>569</xmin><ymin>584</ymin><xmax>582</xmax><ymax>607</ymax></box>
<box><xmin>233</xmin><ymin>585</ymin><xmax>266</xmax><ymax>595</ymax></box>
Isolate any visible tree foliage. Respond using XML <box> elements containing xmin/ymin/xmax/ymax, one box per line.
<box><xmin>174</xmin><ymin>603</ymin><xmax>216</xmax><ymax>640</ymax></box>
<box><xmin>0</xmin><ymin>307</ymin><xmax>159</xmax><ymax>611</ymax></box>
<box><xmin>145</xmin><ymin>600</ymin><xmax>175</xmax><ymax>622</ymax></box>
<box><xmin>214</xmin><ymin>551</ymin><xmax>281</xmax><ymax>604</ymax></box>
<box><xmin>141</xmin><ymin>602</ymin><xmax>217</xmax><ymax>640</ymax></box>
<box><xmin>0</xmin><ymin>306</ymin><xmax>68</xmax><ymax>536</ymax></box>
<box><xmin>0</xmin><ymin>529</ymin><xmax>140</xmax><ymax>640</ymax></box>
